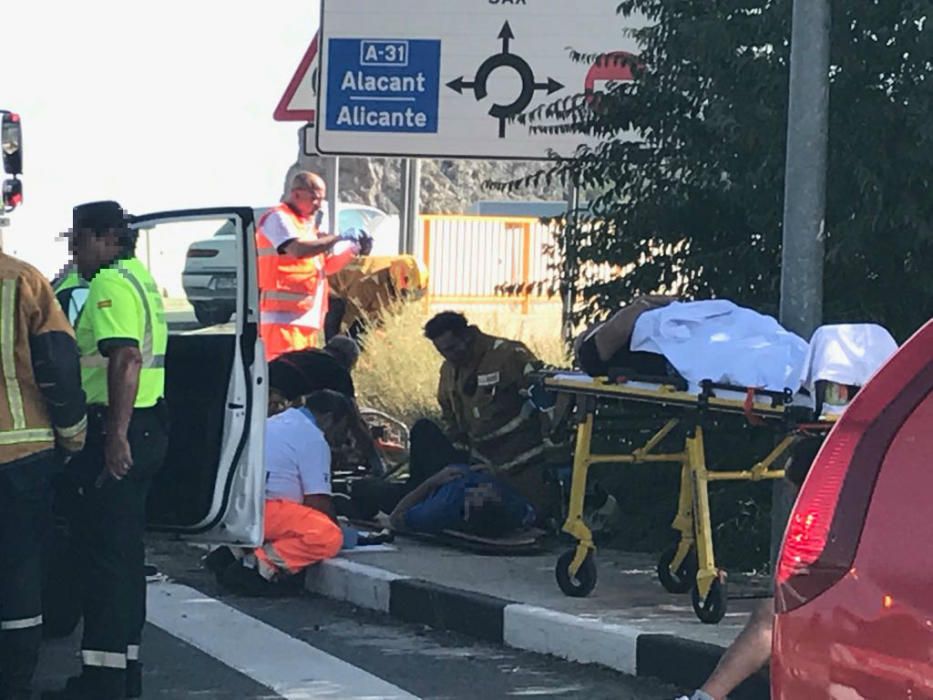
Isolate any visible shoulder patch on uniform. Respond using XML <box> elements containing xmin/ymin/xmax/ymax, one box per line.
<box><xmin>97</xmin><ymin>299</ymin><xmax>113</xmax><ymax>309</ymax></box>
<box><xmin>477</xmin><ymin>371</ymin><xmax>500</xmax><ymax>387</ymax></box>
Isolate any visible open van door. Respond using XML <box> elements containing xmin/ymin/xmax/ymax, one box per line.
<box><xmin>130</xmin><ymin>207</ymin><xmax>266</xmax><ymax>546</ymax></box>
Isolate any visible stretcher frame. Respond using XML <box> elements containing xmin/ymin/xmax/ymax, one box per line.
<box><xmin>543</xmin><ymin>372</ymin><xmax>835</xmax><ymax>623</ymax></box>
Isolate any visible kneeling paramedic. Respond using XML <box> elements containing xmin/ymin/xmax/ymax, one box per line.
<box><xmin>0</xmin><ymin>250</ymin><xmax>86</xmax><ymax>700</ymax></box>
<box><xmin>214</xmin><ymin>390</ymin><xmax>349</xmax><ymax>596</ymax></box>
<box><xmin>49</xmin><ymin>202</ymin><xmax>170</xmax><ymax>700</ymax></box>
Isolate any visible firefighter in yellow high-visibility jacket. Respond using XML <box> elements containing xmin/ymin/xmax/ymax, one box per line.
<box><xmin>0</xmin><ymin>250</ymin><xmax>87</xmax><ymax>699</ymax></box>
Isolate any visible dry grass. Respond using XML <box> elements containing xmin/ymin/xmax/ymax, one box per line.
<box><xmin>355</xmin><ymin>301</ymin><xmax>569</xmax><ymax>425</ymax></box>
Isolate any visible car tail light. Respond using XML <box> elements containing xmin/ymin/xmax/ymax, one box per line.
<box><xmin>187</xmin><ymin>248</ymin><xmax>219</xmax><ymax>258</ymax></box>
<box><xmin>776</xmin><ymin>427</ymin><xmax>859</xmax><ymax>588</ymax></box>
<box><xmin>776</xmin><ymin>320</ymin><xmax>933</xmax><ymax>613</ymax></box>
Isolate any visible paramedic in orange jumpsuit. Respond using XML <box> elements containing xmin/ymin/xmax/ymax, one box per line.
<box><xmin>215</xmin><ymin>390</ymin><xmax>350</xmax><ymax>595</ymax></box>
<box><xmin>256</xmin><ymin>171</ymin><xmax>370</xmax><ymax>360</ymax></box>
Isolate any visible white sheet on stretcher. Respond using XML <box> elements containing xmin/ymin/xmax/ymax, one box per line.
<box><xmin>629</xmin><ymin>300</ymin><xmax>809</xmax><ymax>393</ymax></box>
<box><xmin>799</xmin><ymin>324</ymin><xmax>898</xmax><ymax>393</ymax></box>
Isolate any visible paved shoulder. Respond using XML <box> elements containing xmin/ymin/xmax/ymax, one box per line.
<box><xmin>145</xmin><ymin>542</ymin><xmax>680</xmax><ymax>700</ymax></box>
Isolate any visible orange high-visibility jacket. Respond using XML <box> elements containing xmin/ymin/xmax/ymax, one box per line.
<box><xmin>256</xmin><ymin>203</ymin><xmax>325</xmax><ymax>317</ymax></box>
<box><xmin>0</xmin><ymin>252</ymin><xmax>87</xmax><ymax>466</ymax></box>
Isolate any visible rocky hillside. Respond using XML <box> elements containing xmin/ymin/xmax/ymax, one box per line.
<box><xmin>285</xmin><ymin>131</ymin><xmax>568</xmax><ymax>214</ymax></box>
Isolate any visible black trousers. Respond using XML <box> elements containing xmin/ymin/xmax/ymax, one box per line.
<box><xmin>351</xmin><ymin>419</ymin><xmax>468</xmax><ymax>519</ymax></box>
<box><xmin>0</xmin><ymin>455</ymin><xmax>56</xmax><ymax>699</ymax></box>
<box><xmin>69</xmin><ymin>404</ymin><xmax>168</xmax><ymax>696</ymax></box>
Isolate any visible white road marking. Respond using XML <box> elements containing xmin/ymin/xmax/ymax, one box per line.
<box><xmin>147</xmin><ymin>582</ymin><xmax>419</xmax><ymax>700</ymax></box>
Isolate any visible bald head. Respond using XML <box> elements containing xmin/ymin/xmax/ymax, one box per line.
<box><xmin>287</xmin><ymin>171</ymin><xmax>326</xmax><ymax>217</ymax></box>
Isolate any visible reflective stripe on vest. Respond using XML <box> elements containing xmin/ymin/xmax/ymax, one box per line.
<box><xmin>79</xmin><ymin>264</ymin><xmax>166</xmax><ymax>371</ymax></box>
<box><xmin>256</xmin><ymin>204</ymin><xmax>322</xmax><ymax>315</ymax></box>
<box><xmin>0</xmin><ymin>279</ymin><xmax>26</xmax><ymax>430</ymax></box>
<box><xmin>0</xmin><ymin>427</ymin><xmax>55</xmax><ymax>446</ymax></box>
<box><xmin>260</xmin><ymin>290</ymin><xmax>311</xmax><ymax>303</ymax></box>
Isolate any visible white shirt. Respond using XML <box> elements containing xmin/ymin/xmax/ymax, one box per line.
<box><xmin>264</xmin><ymin>408</ymin><xmax>332</xmax><ymax>503</ymax></box>
<box><xmin>260</xmin><ymin>207</ymin><xmax>329</xmax><ymax>250</ymax></box>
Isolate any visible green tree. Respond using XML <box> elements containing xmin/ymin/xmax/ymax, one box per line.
<box><xmin>502</xmin><ymin>0</ymin><xmax>932</xmax><ymax>341</ymax></box>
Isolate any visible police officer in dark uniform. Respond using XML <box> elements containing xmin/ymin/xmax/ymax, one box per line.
<box><xmin>46</xmin><ymin>202</ymin><xmax>169</xmax><ymax>700</ymax></box>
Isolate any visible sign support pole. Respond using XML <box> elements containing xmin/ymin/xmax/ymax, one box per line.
<box><xmin>325</xmin><ymin>156</ymin><xmax>340</xmax><ymax>235</ymax></box>
<box><xmin>405</xmin><ymin>159</ymin><xmax>421</xmax><ymax>255</ymax></box>
<box><xmin>398</xmin><ymin>158</ymin><xmax>421</xmax><ymax>255</ymax></box>
<box><xmin>772</xmin><ymin>0</ymin><xmax>832</xmax><ymax>564</ymax></box>
<box><xmin>399</xmin><ymin>159</ymin><xmax>411</xmax><ymax>253</ymax></box>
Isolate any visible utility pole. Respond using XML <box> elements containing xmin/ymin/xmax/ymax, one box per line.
<box><xmin>561</xmin><ymin>182</ymin><xmax>580</xmax><ymax>345</ymax></box>
<box><xmin>772</xmin><ymin>0</ymin><xmax>832</xmax><ymax>562</ymax></box>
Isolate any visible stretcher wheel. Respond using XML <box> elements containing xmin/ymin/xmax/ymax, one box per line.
<box><xmin>555</xmin><ymin>549</ymin><xmax>597</xmax><ymax>597</ymax></box>
<box><xmin>657</xmin><ymin>545</ymin><xmax>698</xmax><ymax>594</ymax></box>
<box><xmin>691</xmin><ymin>577</ymin><xmax>728</xmax><ymax>624</ymax></box>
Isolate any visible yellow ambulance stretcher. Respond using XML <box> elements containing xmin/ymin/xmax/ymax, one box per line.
<box><xmin>541</xmin><ymin>370</ymin><xmax>841</xmax><ymax>623</ymax></box>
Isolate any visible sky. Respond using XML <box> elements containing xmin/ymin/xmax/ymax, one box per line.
<box><xmin>1</xmin><ymin>1</ymin><xmax>318</xmax><ymax>276</ymax></box>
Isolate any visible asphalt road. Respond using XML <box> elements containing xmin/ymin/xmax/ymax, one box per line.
<box><xmin>35</xmin><ymin>543</ymin><xmax>681</xmax><ymax>699</ymax></box>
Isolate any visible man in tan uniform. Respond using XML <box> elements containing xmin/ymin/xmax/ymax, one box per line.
<box><xmin>351</xmin><ymin>311</ymin><xmax>559</xmax><ymax>529</ymax></box>
<box><xmin>0</xmin><ymin>251</ymin><xmax>87</xmax><ymax>699</ymax></box>
<box><xmin>418</xmin><ymin>311</ymin><xmax>558</xmax><ymax>517</ymax></box>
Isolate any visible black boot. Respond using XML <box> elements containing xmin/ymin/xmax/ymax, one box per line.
<box><xmin>1</xmin><ymin>627</ymin><xmax>41</xmax><ymax>700</ymax></box>
<box><xmin>203</xmin><ymin>546</ymin><xmax>236</xmax><ymax>577</ymax></box>
<box><xmin>219</xmin><ymin>561</ymin><xmax>273</xmax><ymax>597</ymax></box>
<box><xmin>125</xmin><ymin>661</ymin><xmax>142</xmax><ymax>699</ymax></box>
<box><xmin>41</xmin><ymin>670</ymin><xmax>126</xmax><ymax>699</ymax></box>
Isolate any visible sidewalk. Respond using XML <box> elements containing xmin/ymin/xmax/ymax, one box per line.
<box><xmin>305</xmin><ymin>537</ymin><xmax>772</xmax><ymax>699</ymax></box>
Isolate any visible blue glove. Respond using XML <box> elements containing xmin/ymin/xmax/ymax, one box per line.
<box><xmin>339</xmin><ymin>227</ymin><xmax>373</xmax><ymax>256</ymax></box>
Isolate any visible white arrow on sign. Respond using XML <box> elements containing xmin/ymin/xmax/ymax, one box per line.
<box><xmin>274</xmin><ymin>33</ymin><xmax>319</xmax><ymax>122</ymax></box>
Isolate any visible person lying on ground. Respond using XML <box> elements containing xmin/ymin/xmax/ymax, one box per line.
<box><xmin>386</xmin><ymin>463</ymin><xmax>536</xmax><ymax>538</ymax></box>
<box><xmin>353</xmin><ymin>311</ymin><xmax>564</xmax><ymax>523</ymax></box>
<box><xmin>209</xmin><ymin>390</ymin><xmax>352</xmax><ymax>596</ymax></box>
<box><xmin>674</xmin><ymin>434</ymin><xmax>824</xmax><ymax>700</ymax></box>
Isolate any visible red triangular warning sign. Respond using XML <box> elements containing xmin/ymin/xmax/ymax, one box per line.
<box><xmin>274</xmin><ymin>33</ymin><xmax>319</xmax><ymax>122</ymax></box>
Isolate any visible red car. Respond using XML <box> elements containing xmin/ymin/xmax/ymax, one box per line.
<box><xmin>772</xmin><ymin>319</ymin><xmax>933</xmax><ymax>699</ymax></box>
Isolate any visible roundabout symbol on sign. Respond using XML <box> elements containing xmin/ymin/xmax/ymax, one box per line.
<box><xmin>447</xmin><ymin>21</ymin><xmax>565</xmax><ymax>138</ymax></box>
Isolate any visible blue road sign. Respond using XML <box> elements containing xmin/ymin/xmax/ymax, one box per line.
<box><xmin>325</xmin><ymin>38</ymin><xmax>441</xmax><ymax>133</ymax></box>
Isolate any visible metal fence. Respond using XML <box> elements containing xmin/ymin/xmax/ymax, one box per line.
<box><xmin>414</xmin><ymin>215</ymin><xmax>560</xmax><ymax>313</ymax></box>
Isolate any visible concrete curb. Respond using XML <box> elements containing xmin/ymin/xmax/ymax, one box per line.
<box><xmin>305</xmin><ymin>558</ymin><xmax>770</xmax><ymax>698</ymax></box>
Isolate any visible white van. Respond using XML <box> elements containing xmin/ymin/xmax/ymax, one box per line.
<box><xmin>133</xmin><ymin>207</ymin><xmax>266</xmax><ymax>545</ymax></box>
